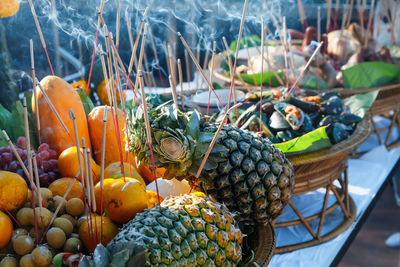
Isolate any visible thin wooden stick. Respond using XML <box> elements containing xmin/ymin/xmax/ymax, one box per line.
<box><xmin>125</xmin><ymin>10</ymin><xmax>134</xmax><ymax>50</ymax></box>
<box><xmin>36</xmin><ymin>79</ymin><xmax>70</xmax><ymax>136</ymax></box>
<box><xmin>222</xmin><ymin>37</ymin><xmax>241</xmax><ymax>105</ymax></box>
<box><xmin>2</xmin><ymin>130</ymin><xmax>33</xmax><ymax>186</ymax></box>
<box><xmin>30</xmin><ymin>40</ymin><xmax>40</xmax><ymax>143</ymax></box>
<box><xmin>297</xmin><ymin>0</ymin><xmax>307</xmax><ymax>31</ymax></box>
<box><xmin>346</xmin><ymin>0</ymin><xmax>355</xmax><ymax>27</ymax></box>
<box><xmin>87</xmin><ymin>148</ymin><xmax>96</xmax><ymax>212</ymax></box>
<box><xmin>148</xmin><ymin>25</ymin><xmax>165</xmax><ymax>87</ymax></box>
<box><xmin>81</xmin><ymin>138</ymin><xmax>91</xmax><ymax>209</ymax></box>
<box><xmin>143</xmin><ymin>52</ymin><xmax>157</xmax><ymax>88</ymax></box>
<box><xmin>138</xmin><ymin>72</ymin><xmax>161</xmax><ymax>206</ymax></box>
<box><xmin>100</xmin><ymin>108</ymin><xmax>108</xmax><ymax>190</ymax></box>
<box><xmin>32</xmin><ymin>154</ymin><xmax>43</xmax><ymax>222</ymax></box>
<box><xmin>169</xmin><ymin>75</ymin><xmax>179</xmax><ymax>110</ymax></box>
<box><xmin>189</xmin><ymin>103</ymin><xmax>242</xmax><ymax>193</ymax></box>
<box><xmin>282</xmin><ymin>17</ymin><xmax>290</xmax><ymax>86</ymax></box>
<box><xmin>227</xmin><ymin>0</ymin><xmax>249</xmax><ymax>111</ymax></box>
<box><xmin>27</xmin><ymin>0</ymin><xmax>54</xmax><ymax>74</ymax></box>
<box><xmin>99</xmin><ymin>46</ymin><xmax>113</xmax><ymax>106</ymax></box>
<box><xmin>116</xmin><ymin>0</ymin><xmax>120</xmax><ymax>48</ymax></box>
<box><xmin>22</xmin><ymin>98</ymin><xmax>35</xmax><ymax>191</ymax></box>
<box><xmin>69</xmin><ymin>110</ymin><xmax>85</xmax><ymax>182</ymax></box>
<box><xmin>168</xmin><ymin>44</ymin><xmax>177</xmax><ymax>87</ymax></box>
<box><xmin>260</xmin><ymin>18</ymin><xmax>265</xmax><ymax>133</ymax></box>
<box><xmin>202</xmin><ymin>42</ymin><xmax>211</xmax><ymax>70</ymax></box>
<box><xmin>178</xmin><ymin>32</ymin><xmax>228</xmax><ymax>114</ymax></box>
<box><xmin>364</xmin><ymin>0</ymin><xmax>376</xmax><ymax>48</ymax></box>
<box><xmin>184</xmin><ymin>50</ymin><xmax>192</xmax><ymax>89</ymax></box>
<box><xmin>133</xmin><ymin>24</ymin><xmax>148</xmax><ymax>106</ymax></box>
<box><xmin>326</xmin><ymin>0</ymin><xmax>332</xmax><ymax>32</ymax></box>
<box><xmin>177</xmin><ymin>59</ymin><xmax>184</xmax><ymax>110</ymax></box>
<box><xmin>206</xmin><ymin>41</ymin><xmax>217</xmax><ymax>116</ymax></box>
<box><xmin>286</xmin><ymin>42</ymin><xmax>323</xmax><ymax>96</ymax></box>
<box><xmin>196</xmin><ymin>43</ymin><xmax>200</xmax><ymax>90</ymax></box>
<box><xmin>317</xmin><ymin>6</ymin><xmax>321</xmax><ymax>42</ymax></box>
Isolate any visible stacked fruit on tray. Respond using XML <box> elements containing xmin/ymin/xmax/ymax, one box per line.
<box><xmin>0</xmin><ymin>75</ymin><xmax>295</xmax><ymax>266</ymax></box>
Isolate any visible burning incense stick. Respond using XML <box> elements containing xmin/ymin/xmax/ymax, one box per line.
<box><xmin>87</xmin><ymin>148</ymin><xmax>96</xmax><ymax>212</ymax></box>
<box><xmin>327</xmin><ymin>0</ymin><xmax>332</xmax><ymax>32</ymax></box>
<box><xmin>178</xmin><ymin>32</ymin><xmax>228</xmax><ymax>114</ymax></box>
<box><xmin>260</xmin><ymin>18</ymin><xmax>265</xmax><ymax>133</ymax></box>
<box><xmin>30</xmin><ymin>40</ymin><xmax>40</xmax><ymax>143</ymax></box>
<box><xmin>184</xmin><ymin>50</ymin><xmax>192</xmax><ymax>90</ymax></box>
<box><xmin>168</xmin><ymin>44</ymin><xmax>177</xmax><ymax>87</ymax></box>
<box><xmin>177</xmin><ymin>58</ymin><xmax>184</xmax><ymax>110</ymax></box>
<box><xmin>287</xmin><ymin>42</ymin><xmax>323</xmax><ymax>96</ymax></box>
<box><xmin>364</xmin><ymin>0</ymin><xmax>376</xmax><ymax>48</ymax></box>
<box><xmin>81</xmin><ymin>138</ymin><xmax>91</xmax><ymax>210</ymax></box>
<box><xmin>227</xmin><ymin>0</ymin><xmax>249</xmax><ymax>111</ymax></box>
<box><xmin>148</xmin><ymin>25</ymin><xmax>165</xmax><ymax>87</ymax></box>
<box><xmin>317</xmin><ymin>6</ymin><xmax>321</xmax><ymax>42</ymax></box>
<box><xmin>196</xmin><ymin>43</ymin><xmax>201</xmax><ymax>90</ymax></box>
<box><xmin>27</xmin><ymin>0</ymin><xmax>54</xmax><ymax>75</ymax></box>
<box><xmin>2</xmin><ymin>130</ymin><xmax>32</xmax><ymax>186</ymax></box>
<box><xmin>36</xmin><ymin>79</ymin><xmax>71</xmax><ymax>137</ymax></box>
<box><xmin>169</xmin><ymin>75</ymin><xmax>179</xmax><ymax>110</ymax></box>
<box><xmin>116</xmin><ymin>0</ymin><xmax>121</xmax><ymax>48</ymax></box>
<box><xmin>222</xmin><ymin>36</ymin><xmax>242</xmax><ymax>104</ymax></box>
<box><xmin>32</xmin><ymin>153</ymin><xmax>43</xmax><ymax>222</ymax></box>
<box><xmin>100</xmin><ymin>108</ymin><xmax>108</xmax><ymax>190</ymax></box>
<box><xmin>203</xmin><ymin>42</ymin><xmax>211</xmax><ymax>70</ymax></box>
<box><xmin>138</xmin><ymin>72</ymin><xmax>161</xmax><ymax>206</ymax></box>
<box><xmin>206</xmin><ymin>41</ymin><xmax>217</xmax><ymax>116</ymax></box>
<box><xmin>125</xmin><ymin>10</ymin><xmax>134</xmax><ymax>50</ymax></box>
<box><xmin>297</xmin><ymin>0</ymin><xmax>308</xmax><ymax>31</ymax></box>
<box><xmin>22</xmin><ymin>98</ymin><xmax>35</xmax><ymax>190</ymax></box>
<box><xmin>69</xmin><ymin>110</ymin><xmax>84</xmax><ymax>171</ymax></box>
<box><xmin>133</xmin><ymin>24</ymin><xmax>148</xmax><ymax>104</ymax></box>
<box><xmin>189</xmin><ymin>103</ymin><xmax>242</xmax><ymax>193</ymax></box>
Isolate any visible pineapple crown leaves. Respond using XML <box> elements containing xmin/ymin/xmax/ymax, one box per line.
<box><xmin>128</xmin><ymin>102</ymin><xmax>229</xmax><ymax>180</ymax></box>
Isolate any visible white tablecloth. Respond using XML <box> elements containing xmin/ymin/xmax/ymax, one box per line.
<box><xmin>270</xmin><ymin>116</ymin><xmax>400</xmax><ymax>267</ymax></box>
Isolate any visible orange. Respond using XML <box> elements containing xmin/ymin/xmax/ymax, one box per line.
<box><xmin>0</xmin><ymin>0</ymin><xmax>20</xmax><ymax>18</ymax></box>
<box><xmin>71</xmin><ymin>80</ymin><xmax>90</xmax><ymax>96</ymax></box>
<box><xmin>78</xmin><ymin>214</ymin><xmax>119</xmax><ymax>253</ymax></box>
<box><xmin>93</xmin><ymin>178</ymin><xmax>116</xmax><ymax>214</ymax></box>
<box><xmin>146</xmin><ymin>190</ymin><xmax>164</xmax><ymax>209</ymax></box>
<box><xmin>48</xmin><ymin>178</ymin><xmax>84</xmax><ymax>201</ymax></box>
<box><xmin>58</xmin><ymin>147</ymin><xmax>100</xmax><ymax>183</ymax></box>
<box><xmin>104</xmin><ymin>162</ymin><xmax>145</xmax><ymax>186</ymax></box>
<box><xmin>138</xmin><ymin>163</ymin><xmax>166</xmax><ymax>183</ymax></box>
<box><xmin>103</xmin><ymin>178</ymin><xmax>148</xmax><ymax>223</ymax></box>
<box><xmin>0</xmin><ymin>211</ymin><xmax>12</xmax><ymax>248</ymax></box>
<box><xmin>0</xmin><ymin>171</ymin><xmax>28</xmax><ymax>211</ymax></box>
<box><xmin>96</xmin><ymin>80</ymin><xmax>125</xmax><ymax>106</ymax></box>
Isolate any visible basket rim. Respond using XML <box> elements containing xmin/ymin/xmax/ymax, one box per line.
<box><xmin>253</xmin><ymin>222</ymin><xmax>276</xmax><ymax>267</ymax></box>
<box><xmin>286</xmin><ymin>114</ymin><xmax>371</xmax><ymax>164</ymax></box>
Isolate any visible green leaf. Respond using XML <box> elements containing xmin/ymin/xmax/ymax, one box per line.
<box><xmin>230</xmin><ymin>35</ymin><xmax>261</xmax><ymax>52</ymax></box>
<box><xmin>93</xmin><ymin>244</ymin><xmax>111</xmax><ymax>267</ymax></box>
<box><xmin>186</xmin><ymin>110</ymin><xmax>200</xmax><ymax>139</ymax></box>
<box><xmin>110</xmin><ymin>249</ymin><xmax>130</xmax><ymax>267</ymax></box>
<box><xmin>273</xmin><ymin>126</ymin><xmax>332</xmax><ymax>154</ymax></box>
<box><xmin>10</xmin><ymin>101</ymin><xmax>26</xmax><ymax>142</ymax></box>
<box><xmin>199</xmin><ymin>132</ymin><xmax>214</xmax><ymax>143</ymax></box>
<box><xmin>77</xmin><ymin>88</ymin><xmax>95</xmax><ymax>117</ymax></box>
<box><xmin>237</xmin><ymin>70</ymin><xmax>284</xmax><ymax>87</ymax></box>
<box><xmin>52</xmin><ymin>253</ymin><xmax>63</xmax><ymax>267</ymax></box>
<box><xmin>342</xmin><ymin>62</ymin><xmax>400</xmax><ymax>88</ymax></box>
<box><xmin>342</xmin><ymin>90</ymin><xmax>379</xmax><ymax>118</ymax></box>
<box><xmin>0</xmin><ymin>103</ymin><xmax>12</xmax><ymax>144</ymax></box>
<box><xmin>303</xmin><ymin>76</ymin><xmax>328</xmax><ymax>90</ymax></box>
<box><xmin>212</xmin><ymin>82</ymin><xmax>224</xmax><ymax>90</ymax></box>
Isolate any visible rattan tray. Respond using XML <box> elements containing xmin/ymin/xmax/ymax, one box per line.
<box><xmin>287</xmin><ymin>115</ymin><xmax>371</xmax><ymax>195</ymax></box>
<box><xmin>253</xmin><ymin>223</ymin><xmax>276</xmax><ymax>266</ymax></box>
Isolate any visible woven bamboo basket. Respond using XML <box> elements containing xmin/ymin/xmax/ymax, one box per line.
<box><xmin>253</xmin><ymin>223</ymin><xmax>276</xmax><ymax>266</ymax></box>
<box><xmin>287</xmin><ymin>114</ymin><xmax>371</xmax><ymax>195</ymax></box>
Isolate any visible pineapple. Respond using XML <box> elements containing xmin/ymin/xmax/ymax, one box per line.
<box><xmin>128</xmin><ymin>103</ymin><xmax>294</xmax><ymax>225</ymax></box>
<box><xmin>107</xmin><ymin>194</ymin><xmax>243</xmax><ymax>266</ymax></box>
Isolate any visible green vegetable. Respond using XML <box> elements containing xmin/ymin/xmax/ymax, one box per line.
<box><xmin>236</xmin><ymin>70</ymin><xmax>284</xmax><ymax>87</ymax></box>
<box><xmin>77</xmin><ymin>88</ymin><xmax>95</xmax><ymax>116</ymax></box>
<box><xmin>230</xmin><ymin>35</ymin><xmax>261</xmax><ymax>52</ymax></box>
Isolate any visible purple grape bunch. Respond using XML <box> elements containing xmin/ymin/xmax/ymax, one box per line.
<box><xmin>0</xmin><ymin>136</ymin><xmax>60</xmax><ymax>187</ymax></box>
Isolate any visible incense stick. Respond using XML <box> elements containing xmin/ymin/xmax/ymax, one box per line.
<box><xmin>116</xmin><ymin>0</ymin><xmax>120</xmax><ymax>48</ymax></box>
<box><xmin>169</xmin><ymin>75</ymin><xmax>179</xmax><ymax>110</ymax></box>
<box><xmin>27</xmin><ymin>0</ymin><xmax>54</xmax><ymax>75</ymax></box>
<box><xmin>189</xmin><ymin>103</ymin><xmax>242</xmax><ymax>193</ymax></box>
<box><xmin>177</xmin><ymin>58</ymin><xmax>184</xmax><ymax>110</ymax></box>
<box><xmin>287</xmin><ymin>42</ymin><xmax>323</xmax><ymax>96</ymax></box>
<box><xmin>196</xmin><ymin>43</ymin><xmax>200</xmax><ymax>90</ymax></box>
<box><xmin>87</xmin><ymin>148</ymin><xmax>96</xmax><ymax>212</ymax></box>
<box><xmin>100</xmin><ymin>107</ymin><xmax>108</xmax><ymax>190</ymax></box>
<box><xmin>22</xmin><ymin>98</ymin><xmax>35</xmax><ymax>191</ymax></box>
<box><xmin>125</xmin><ymin>10</ymin><xmax>134</xmax><ymax>50</ymax></box>
<box><xmin>2</xmin><ymin>130</ymin><xmax>32</xmax><ymax>186</ymax></box>
<box><xmin>317</xmin><ymin>6</ymin><xmax>321</xmax><ymax>42</ymax></box>
<box><xmin>168</xmin><ymin>44</ymin><xmax>177</xmax><ymax>87</ymax></box>
<box><xmin>326</xmin><ymin>0</ymin><xmax>332</xmax><ymax>32</ymax></box>
<box><xmin>138</xmin><ymin>72</ymin><xmax>161</xmax><ymax>206</ymax></box>
<box><xmin>178</xmin><ymin>33</ymin><xmax>228</xmax><ymax>114</ymax></box>
<box><xmin>202</xmin><ymin>42</ymin><xmax>210</xmax><ymax>70</ymax></box>
<box><xmin>206</xmin><ymin>41</ymin><xmax>217</xmax><ymax>116</ymax></box>
<box><xmin>297</xmin><ymin>0</ymin><xmax>307</xmax><ymax>31</ymax></box>
<box><xmin>81</xmin><ymin>138</ymin><xmax>91</xmax><ymax>209</ymax></box>
<box><xmin>32</xmin><ymin>153</ymin><xmax>43</xmax><ymax>223</ymax></box>
<box><xmin>30</xmin><ymin>40</ymin><xmax>40</xmax><ymax>143</ymax></box>
<box><xmin>227</xmin><ymin>0</ymin><xmax>249</xmax><ymax>111</ymax></box>
<box><xmin>148</xmin><ymin>25</ymin><xmax>165</xmax><ymax>87</ymax></box>
<box><xmin>184</xmin><ymin>50</ymin><xmax>192</xmax><ymax>90</ymax></box>
<box><xmin>260</xmin><ymin>18</ymin><xmax>265</xmax><ymax>133</ymax></box>
<box><xmin>69</xmin><ymin>110</ymin><xmax>85</xmax><ymax>182</ymax></box>
<box><xmin>364</xmin><ymin>0</ymin><xmax>376</xmax><ymax>48</ymax></box>
<box><xmin>36</xmin><ymin>79</ymin><xmax>70</xmax><ymax>136</ymax></box>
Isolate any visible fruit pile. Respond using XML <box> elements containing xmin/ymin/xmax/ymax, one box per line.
<box><xmin>0</xmin><ymin>137</ymin><xmax>60</xmax><ymax>187</ymax></box>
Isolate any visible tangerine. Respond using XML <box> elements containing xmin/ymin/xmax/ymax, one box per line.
<box><xmin>0</xmin><ymin>211</ymin><xmax>12</xmax><ymax>249</ymax></box>
<box><xmin>0</xmin><ymin>171</ymin><xmax>28</xmax><ymax>211</ymax></box>
<box><xmin>0</xmin><ymin>0</ymin><xmax>20</xmax><ymax>18</ymax></box>
<box><xmin>48</xmin><ymin>177</ymin><xmax>84</xmax><ymax>200</ymax></box>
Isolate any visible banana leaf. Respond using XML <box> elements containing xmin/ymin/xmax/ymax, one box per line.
<box><xmin>342</xmin><ymin>90</ymin><xmax>379</xmax><ymax>118</ymax></box>
<box><xmin>273</xmin><ymin>126</ymin><xmax>332</xmax><ymax>154</ymax></box>
<box><xmin>0</xmin><ymin>103</ymin><xmax>12</xmax><ymax>146</ymax></box>
<box><xmin>230</xmin><ymin>35</ymin><xmax>261</xmax><ymax>52</ymax></box>
<box><xmin>77</xmin><ymin>88</ymin><xmax>95</xmax><ymax>116</ymax></box>
<box><xmin>235</xmin><ymin>70</ymin><xmax>285</xmax><ymax>87</ymax></box>
<box><xmin>342</xmin><ymin>62</ymin><xmax>400</xmax><ymax>89</ymax></box>
<box><xmin>303</xmin><ymin>76</ymin><xmax>328</xmax><ymax>90</ymax></box>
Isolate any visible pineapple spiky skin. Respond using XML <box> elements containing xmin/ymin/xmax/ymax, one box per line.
<box><xmin>127</xmin><ymin>103</ymin><xmax>295</xmax><ymax>225</ymax></box>
<box><xmin>107</xmin><ymin>194</ymin><xmax>243</xmax><ymax>267</ymax></box>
